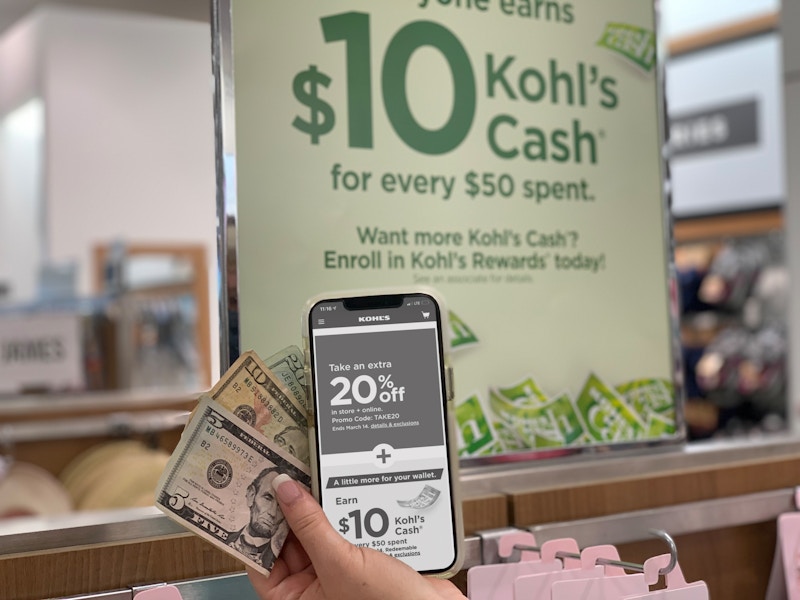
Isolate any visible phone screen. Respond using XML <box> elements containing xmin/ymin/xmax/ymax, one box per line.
<box><xmin>308</xmin><ymin>292</ymin><xmax>458</xmax><ymax>573</ymax></box>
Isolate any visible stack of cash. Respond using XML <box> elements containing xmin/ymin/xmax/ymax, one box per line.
<box><xmin>155</xmin><ymin>347</ymin><xmax>311</xmax><ymax>576</ymax></box>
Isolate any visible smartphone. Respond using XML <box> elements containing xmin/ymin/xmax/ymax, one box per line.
<box><xmin>303</xmin><ymin>289</ymin><xmax>464</xmax><ymax>577</ymax></box>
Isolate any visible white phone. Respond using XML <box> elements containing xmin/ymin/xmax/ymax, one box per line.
<box><xmin>303</xmin><ymin>288</ymin><xmax>464</xmax><ymax>577</ymax></box>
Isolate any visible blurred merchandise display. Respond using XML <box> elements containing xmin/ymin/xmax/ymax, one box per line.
<box><xmin>0</xmin><ymin>408</ymin><xmax>190</xmax><ymax>522</ymax></box>
<box><xmin>126</xmin><ymin>295</ymin><xmax>200</xmax><ymax>390</ymax></box>
<box><xmin>59</xmin><ymin>440</ymin><xmax>171</xmax><ymax>511</ymax></box>
<box><xmin>677</xmin><ymin>231</ymin><xmax>788</xmax><ymax>439</ymax></box>
<box><xmin>0</xmin><ymin>459</ymin><xmax>72</xmax><ymax>519</ymax></box>
<box><xmin>0</xmin><ymin>241</ymin><xmax>206</xmax><ymax>397</ymax></box>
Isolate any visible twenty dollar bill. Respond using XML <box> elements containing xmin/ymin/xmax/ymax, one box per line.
<box><xmin>210</xmin><ymin>350</ymin><xmax>310</xmax><ymax>464</ymax></box>
<box><xmin>265</xmin><ymin>345</ymin><xmax>309</xmax><ymax>413</ymax></box>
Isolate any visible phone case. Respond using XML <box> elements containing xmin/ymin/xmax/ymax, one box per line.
<box><xmin>301</xmin><ymin>286</ymin><xmax>465</xmax><ymax>578</ymax></box>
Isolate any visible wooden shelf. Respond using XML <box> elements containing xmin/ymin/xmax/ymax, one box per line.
<box><xmin>667</xmin><ymin>12</ymin><xmax>780</xmax><ymax>57</ymax></box>
<box><xmin>673</xmin><ymin>208</ymin><xmax>783</xmax><ymax>244</ymax></box>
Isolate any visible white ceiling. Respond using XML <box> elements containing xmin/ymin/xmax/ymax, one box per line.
<box><xmin>0</xmin><ymin>0</ymin><xmax>210</xmax><ymax>37</ymax></box>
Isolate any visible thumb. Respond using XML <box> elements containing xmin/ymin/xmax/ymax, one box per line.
<box><xmin>271</xmin><ymin>473</ymin><xmax>352</xmax><ymax>567</ymax></box>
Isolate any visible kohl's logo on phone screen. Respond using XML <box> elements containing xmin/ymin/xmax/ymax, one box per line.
<box><xmin>358</xmin><ymin>315</ymin><xmax>391</xmax><ymax>322</ymax></box>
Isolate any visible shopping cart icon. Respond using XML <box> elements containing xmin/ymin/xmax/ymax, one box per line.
<box><xmin>422</xmin><ymin>311</ymin><xmax>430</xmax><ymax>319</ymax></box>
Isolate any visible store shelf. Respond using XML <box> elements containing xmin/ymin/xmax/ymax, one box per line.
<box><xmin>667</xmin><ymin>12</ymin><xmax>780</xmax><ymax>57</ymax></box>
<box><xmin>459</xmin><ymin>435</ymin><xmax>800</xmax><ymax>497</ymax></box>
<box><xmin>30</xmin><ymin>486</ymin><xmax>797</xmax><ymax>599</ymax></box>
<box><xmin>527</xmin><ymin>488</ymin><xmax>796</xmax><ymax>547</ymax></box>
<box><xmin>672</xmin><ymin>208</ymin><xmax>783</xmax><ymax>244</ymax></box>
<box><xmin>0</xmin><ymin>387</ymin><xmax>200</xmax><ymax>420</ymax></box>
<box><xmin>0</xmin><ymin>504</ymin><xmax>483</xmax><ymax>567</ymax></box>
<box><xmin>0</xmin><ymin>410</ymin><xmax>189</xmax><ymax>444</ymax></box>
<box><xmin>4</xmin><ymin>482</ymin><xmax>794</xmax><ymax>566</ymax></box>
<box><xmin>0</xmin><ymin>507</ymin><xmax>186</xmax><ymax>556</ymax></box>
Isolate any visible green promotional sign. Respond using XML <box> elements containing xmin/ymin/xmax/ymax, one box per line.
<box><xmin>221</xmin><ymin>0</ymin><xmax>679</xmax><ymax>459</ymax></box>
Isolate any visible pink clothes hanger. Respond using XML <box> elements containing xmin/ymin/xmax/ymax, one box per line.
<box><xmin>550</xmin><ymin>568</ymin><xmax>648</xmax><ymax>599</ymax></box>
<box><xmin>619</xmin><ymin>553</ymin><xmax>709</xmax><ymax>599</ymax></box>
<box><xmin>539</xmin><ymin>538</ymin><xmax>582</xmax><ymax>570</ymax></box>
<box><xmin>514</xmin><ymin>543</ymin><xmax>622</xmax><ymax>599</ymax></box>
<box><xmin>546</xmin><ymin>530</ymin><xmax>681</xmax><ymax>599</ymax></box>
<box><xmin>469</xmin><ymin>529</ymin><xmax>688</xmax><ymax>600</ymax></box>
<box><xmin>778</xmin><ymin>512</ymin><xmax>800</xmax><ymax>600</ymax></box>
<box><xmin>548</xmin><ymin>541</ymin><xmax>649</xmax><ymax>600</ymax></box>
<box><xmin>133</xmin><ymin>586</ymin><xmax>184</xmax><ymax>600</ymax></box>
<box><xmin>499</xmin><ymin>531</ymin><xmax>541</xmax><ymax>562</ymax></box>
<box><xmin>468</xmin><ymin>532</ymin><xmax>563</xmax><ymax>600</ymax></box>
<box><xmin>581</xmin><ymin>544</ymin><xmax>627</xmax><ymax>577</ymax></box>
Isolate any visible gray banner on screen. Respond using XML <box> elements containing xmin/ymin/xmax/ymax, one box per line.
<box><xmin>314</xmin><ymin>327</ymin><xmax>445</xmax><ymax>455</ymax></box>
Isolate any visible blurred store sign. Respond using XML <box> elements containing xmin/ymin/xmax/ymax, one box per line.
<box><xmin>0</xmin><ymin>312</ymin><xmax>85</xmax><ymax>394</ymax></box>
<box><xmin>666</xmin><ymin>34</ymin><xmax>785</xmax><ymax>218</ymax></box>
<box><xmin>670</xmin><ymin>100</ymin><xmax>758</xmax><ymax>158</ymax></box>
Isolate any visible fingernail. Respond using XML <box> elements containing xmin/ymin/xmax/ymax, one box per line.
<box><xmin>272</xmin><ymin>473</ymin><xmax>302</xmax><ymax>505</ymax></box>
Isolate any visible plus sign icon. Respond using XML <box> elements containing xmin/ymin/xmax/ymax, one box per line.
<box><xmin>372</xmin><ymin>443</ymin><xmax>395</xmax><ymax>468</ymax></box>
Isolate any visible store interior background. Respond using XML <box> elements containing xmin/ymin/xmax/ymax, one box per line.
<box><xmin>1</xmin><ymin>0</ymin><xmax>800</xmax><ymax>596</ymax></box>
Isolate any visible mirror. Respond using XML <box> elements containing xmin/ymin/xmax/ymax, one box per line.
<box><xmin>661</xmin><ymin>1</ymin><xmax>790</xmax><ymax>440</ymax></box>
<box><xmin>0</xmin><ymin>0</ymin><xmax>219</xmax><ymax>526</ymax></box>
<box><xmin>0</xmin><ymin>0</ymin><xmax>794</xmax><ymax>555</ymax></box>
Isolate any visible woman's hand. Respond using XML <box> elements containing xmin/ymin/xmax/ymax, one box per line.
<box><xmin>247</xmin><ymin>474</ymin><xmax>467</xmax><ymax>600</ymax></box>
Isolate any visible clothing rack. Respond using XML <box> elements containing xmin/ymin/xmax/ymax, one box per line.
<box><xmin>35</xmin><ymin>530</ymin><xmax>681</xmax><ymax>600</ymax></box>
<box><xmin>504</xmin><ymin>529</ymin><xmax>678</xmax><ymax>575</ymax></box>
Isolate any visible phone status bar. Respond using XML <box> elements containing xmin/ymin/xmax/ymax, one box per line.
<box><xmin>312</xmin><ymin>301</ymin><xmax>435</xmax><ymax>329</ymax></box>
